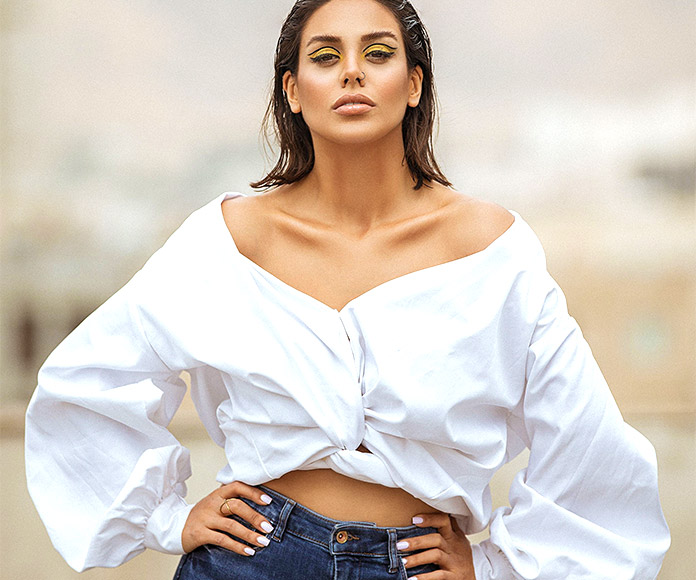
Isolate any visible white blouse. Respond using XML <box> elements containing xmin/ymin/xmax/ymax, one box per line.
<box><xmin>26</xmin><ymin>192</ymin><xmax>670</xmax><ymax>577</ymax></box>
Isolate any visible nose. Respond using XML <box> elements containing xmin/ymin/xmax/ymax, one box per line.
<box><xmin>341</xmin><ymin>56</ymin><xmax>365</xmax><ymax>87</ymax></box>
<box><xmin>343</xmin><ymin>73</ymin><xmax>365</xmax><ymax>87</ymax></box>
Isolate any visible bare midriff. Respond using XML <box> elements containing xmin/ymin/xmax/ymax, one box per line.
<box><xmin>263</xmin><ymin>450</ymin><xmax>438</xmax><ymax>526</ymax></box>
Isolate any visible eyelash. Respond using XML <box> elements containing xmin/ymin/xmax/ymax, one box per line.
<box><xmin>310</xmin><ymin>51</ymin><xmax>340</xmax><ymax>64</ymax></box>
<box><xmin>365</xmin><ymin>49</ymin><xmax>396</xmax><ymax>61</ymax></box>
<box><xmin>308</xmin><ymin>45</ymin><xmax>397</xmax><ymax>65</ymax></box>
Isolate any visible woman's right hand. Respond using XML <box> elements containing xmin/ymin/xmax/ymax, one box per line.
<box><xmin>181</xmin><ymin>482</ymin><xmax>275</xmax><ymax>555</ymax></box>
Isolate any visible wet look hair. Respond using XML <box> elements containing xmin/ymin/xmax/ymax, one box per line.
<box><xmin>250</xmin><ymin>0</ymin><xmax>451</xmax><ymax>190</ymax></box>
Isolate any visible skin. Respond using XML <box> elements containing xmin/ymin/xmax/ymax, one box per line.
<box><xmin>183</xmin><ymin>1</ymin><xmax>512</xmax><ymax>578</ymax></box>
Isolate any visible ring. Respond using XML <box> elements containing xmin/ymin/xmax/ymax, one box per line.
<box><xmin>219</xmin><ymin>498</ymin><xmax>234</xmax><ymax>516</ymax></box>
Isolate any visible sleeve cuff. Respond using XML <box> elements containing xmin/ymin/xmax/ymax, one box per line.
<box><xmin>144</xmin><ymin>493</ymin><xmax>194</xmax><ymax>554</ymax></box>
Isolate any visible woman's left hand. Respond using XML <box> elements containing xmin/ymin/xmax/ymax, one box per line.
<box><xmin>397</xmin><ymin>513</ymin><xmax>475</xmax><ymax>579</ymax></box>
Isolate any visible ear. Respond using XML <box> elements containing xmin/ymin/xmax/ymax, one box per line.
<box><xmin>283</xmin><ymin>70</ymin><xmax>302</xmax><ymax>114</ymax></box>
<box><xmin>407</xmin><ymin>65</ymin><xmax>424</xmax><ymax>108</ymax></box>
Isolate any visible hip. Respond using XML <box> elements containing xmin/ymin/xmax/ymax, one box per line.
<box><xmin>174</xmin><ymin>485</ymin><xmax>439</xmax><ymax>580</ymax></box>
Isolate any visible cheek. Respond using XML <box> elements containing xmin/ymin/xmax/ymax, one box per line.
<box><xmin>387</xmin><ymin>70</ymin><xmax>412</xmax><ymax>98</ymax></box>
<box><xmin>292</xmin><ymin>63</ymin><xmax>413</xmax><ymax>131</ymax></box>
<box><xmin>295</xmin><ymin>70</ymin><xmax>333</xmax><ymax>110</ymax></box>
<box><xmin>379</xmin><ymin>68</ymin><xmax>413</xmax><ymax>114</ymax></box>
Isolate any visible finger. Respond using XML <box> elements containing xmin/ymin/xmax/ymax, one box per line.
<box><xmin>218</xmin><ymin>482</ymin><xmax>273</xmax><ymax>506</ymax></box>
<box><xmin>401</xmin><ymin>546</ymin><xmax>448</xmax><ymax>571</ymax></box>
<box><xmin>216</xmin><ymin>516</ymin><xmax>272</xmax><ymax>549</ymax></box>
<box><xmin>405</xmin><ymin>570</ymin><xmax>447</xmax><ymax>580</ymax></box>
<box><xmin>396</xmin><ymin>532</ymin><xmax>444</xmax><ymax>554</ymax></box>
<box><xmin>203</xmin><ymin>529</ymin><xmax>260</xmax><ymax>557</ymax></box>
<box><xmin>412</xmin><ymin>513</ymin><xmax>454</xmax><ymax>534</ymax></box>
<box><xmin>215</xmin><ymin>496</ymin><xmax>275</xmax><ymax>535</ymax></box>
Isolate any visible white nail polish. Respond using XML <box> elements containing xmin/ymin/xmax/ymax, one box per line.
<box><xmin>261</xmin><ymin>521</ymin><xmax>274</xmax><ymax>533</ymax></box>
<box><xmin>401</xmin><ymin>557</ymin><xmax>408</xmax><ymax>566</ymax></box>
<box><xmin>412</xmin><ymin>516</ymin><xmax>424</xmax><ymax>524</ymax></box>
<box><xmin>396</xmin><ymin>541</ymin><xmax>409</xmax><ymax>550</ymax></box>
<box><xmin>257</xmin><ymin>536</ymin><xmax>270</xmax><ymax>547</ymax></box>
<box><xmin>244</xmin><ymin>547</ymin><xmax>255</xmax><ymax>556</ymax></box>
<box><xmin>260</xmin><ymin>494</ymin><xmax>273</xmax><ymax>504</ymax></box>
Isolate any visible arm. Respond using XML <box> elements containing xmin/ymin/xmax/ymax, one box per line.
<box><xmin>472</xmin><ymin>273</ymin><xmax>670</xmax><ymax>579</ymax></box>
<box><xmin>25</xmin><ymin>270</ymin><xmax>194</xmax><ymax>571</ymax></box>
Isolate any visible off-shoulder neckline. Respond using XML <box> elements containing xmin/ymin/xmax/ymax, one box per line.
<box><xmin>215</xmin><ymin>191</ymin><xmax>521</xmax><ymax>314</ymax></box>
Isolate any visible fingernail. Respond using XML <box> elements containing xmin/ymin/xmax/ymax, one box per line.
<box><xmin>260</xmin><ymin>494</ymin><xmax>273</xmax><ymax>505</ymax></box>
<box><xmin>261</xmin><ymin>521</ymin><xmax>274</xmax><ymax>533</ymax></box>
<box><xmin>396</xmin><ymin>541</ymin><xmax>409</xmax><ymax>550</ymax></box>
<box><xmin>244</xmin><ymin>547</ymin><xmax>255</xmax><ymax>556</ymax></box>
<box><xmin>401</xmin><ymin>557</ymin><xmax>408</xmax><ymax>566</ymax></box>
<box><xmin>257</xmin><ymin>536</ymin><xmax>270</xmax><ymax>547</ymax></box>
<box><xmin>412</xmin><ymin>516</ymin><xmax>424</xmax><ymax>524</ymax></box>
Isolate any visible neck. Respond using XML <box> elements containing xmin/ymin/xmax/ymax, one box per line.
<box><xmin>294</xmin><ymin>129</ymin><xmax>425</xmax><ymax>234</ymax></box>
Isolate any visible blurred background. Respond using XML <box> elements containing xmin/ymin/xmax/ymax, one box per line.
<box><xmin>1</xmin><ymin>0</ymin><xmax>694</xmax><ymax>578</ymax></box>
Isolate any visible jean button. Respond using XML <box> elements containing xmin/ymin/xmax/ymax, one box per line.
<box><xmin>336</xmin><ymin>531</ymin><xmax>348</xmax><ymax>544</ymax></box>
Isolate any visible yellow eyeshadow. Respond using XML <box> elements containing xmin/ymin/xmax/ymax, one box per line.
<box><xmin>309</xmin><ymin>47</ymin><xmax>342</xmax><ymax>59</ymax></box>
<box><xmin>363</xmin><ymin>43</ymin><xmax>397</xmax><ymax>55</ymax></box>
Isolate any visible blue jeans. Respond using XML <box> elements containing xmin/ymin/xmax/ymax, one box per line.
<box><xmin>174</xmin><ymin>485</ymin><xmax>439</xmax><ymax>579</ymax></box>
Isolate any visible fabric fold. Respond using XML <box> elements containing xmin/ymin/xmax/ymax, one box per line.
<box><xmin>25</xmin><ymin>193</ymin><xmax>669</xmax><ymax>576</ymax></box>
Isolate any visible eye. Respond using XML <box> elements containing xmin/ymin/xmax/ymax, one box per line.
<box><xmin>309</xmin><ymin>46</ymin><xmax>341</xmax><ymax>65</ymax></box>
<box><xmin>364</xmin><ymin>43</ymin><xmax>397</xmax><ymax>62</ymax></box>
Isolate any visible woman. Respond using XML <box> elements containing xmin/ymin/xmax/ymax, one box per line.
<box><xmin>26</xmin><ymin>0</ymin><xmax>670</xmax><ymax>578</ymax></box>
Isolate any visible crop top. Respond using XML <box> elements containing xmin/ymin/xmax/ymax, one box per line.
<box><xmin>25</xmin><ymin>192</ymin><xmax>670</xmax><ymax>577</ymax></box>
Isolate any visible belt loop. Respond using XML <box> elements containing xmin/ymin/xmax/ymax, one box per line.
<box><xmin>387</xmin><ymin>528</ymin><xmax>399</xmax><ymax>573</ymax></box>
<box><xmin>270</xmin><ymin>498</ymin><xmax>296</xmax><ymax>543</ymax></box>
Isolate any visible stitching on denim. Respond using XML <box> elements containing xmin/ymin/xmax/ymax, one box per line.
<box><xmin>270</xmin><ymin>498</ymin><xmax>295</xmax><ymax>543</ymax></box>
<box><xmin>284</xmin><ymin>526</ymin><xmax>439</xmax><ymax>552</ymax></box>
<box><xmin>333</xmin><ymin>550</ymin><xmax>387</xmax><ymax>557</ymax></box>
<box><xmin>398</xmin><ymin>557</ymin><xmax>409</xmax><ymax>580</ymax></box>
<box><xmin>286</xmin><ymin>528</ymin><xmax>331</xmax><ymax>550</ymax></box>
<box><xmin>387</xmin><ymin>528</ymin><xmax>399</xmax><ymax>573</ymax></box>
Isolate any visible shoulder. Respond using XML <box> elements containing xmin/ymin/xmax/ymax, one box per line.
<box><xmin>438</xmin><ymin>189</ymin><xmax>516</xmax><ymax>258</ymax></box>
<box><xmin>221</xmin><ymin>192</ymin><xmax>275</xmax><ymax>257</ymax></box>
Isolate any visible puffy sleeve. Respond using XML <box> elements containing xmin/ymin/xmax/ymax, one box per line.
<box><xmin>25</xmin><ymin>262</ymin><xmax>195</xmax><ymax>571</ymax></box>
<box><xmin>471</xmin><ymin>267</ymin><xmax>670</xmax><ymax>579</ymax></box>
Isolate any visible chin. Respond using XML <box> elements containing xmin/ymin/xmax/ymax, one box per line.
<box><xmin>314</xmin><ymin>121</ymin><xmax>404</xmax><ymax>148</ymax></box>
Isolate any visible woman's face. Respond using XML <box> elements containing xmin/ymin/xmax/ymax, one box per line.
<box><xmin>283</xmin><ymin>0</ymin><xmax>423</xmax><ymax>148</ymax></box>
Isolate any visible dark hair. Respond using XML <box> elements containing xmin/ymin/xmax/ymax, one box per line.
<box><xmin>250</xmin><ymin>0</ymin><xmax>451</xmax><ymax>191</ymax></box>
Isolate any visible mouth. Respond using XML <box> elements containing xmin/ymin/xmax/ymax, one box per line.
<box><xmin>333</xmin><ymin>94</ymin><xmax>376</xmax><ymax>115</ymax></box>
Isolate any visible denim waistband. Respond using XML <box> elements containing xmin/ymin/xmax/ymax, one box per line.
<box><xmin>243</xmin><ymin>484</ymin><xmax>437</xmax><ymax>567</ymax></box>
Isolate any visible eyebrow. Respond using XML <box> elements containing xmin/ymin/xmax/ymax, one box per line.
<box><xmin>305</xmin><ymin>30</ymin><xmax>399</xmax><ymax>48</ymax></box>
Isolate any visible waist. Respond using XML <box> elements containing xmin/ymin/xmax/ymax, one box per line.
<box><xmin>245</xmin><ymin>484</ymin><xmax>438</xmax><ymax>553</ymax></box>
<box><xmin>263</xmin><ymin>469</ymin><xmax>437</xmax><ymax>526</ymax></box>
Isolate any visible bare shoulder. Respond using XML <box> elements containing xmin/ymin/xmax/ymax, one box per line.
<box><xmin>440</xmin><ymin>190</ymin><xmax>515</xmax><ymax>256</ymax></box>
<box><xmin>221</xmin><ymin>192</ymin><xmax>267</xmax><ymax>221</ymax></box>
<box><xmin>220</xmin><ymin>193</ymin><xmax>274</xmax><ymax>256</ymax></box>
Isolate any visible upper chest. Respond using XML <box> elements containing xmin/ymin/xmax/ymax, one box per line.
<box><xmin>221</xmin><ymin>193</ymin><xmax>514</xmax><ymax>312</ymax></box>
